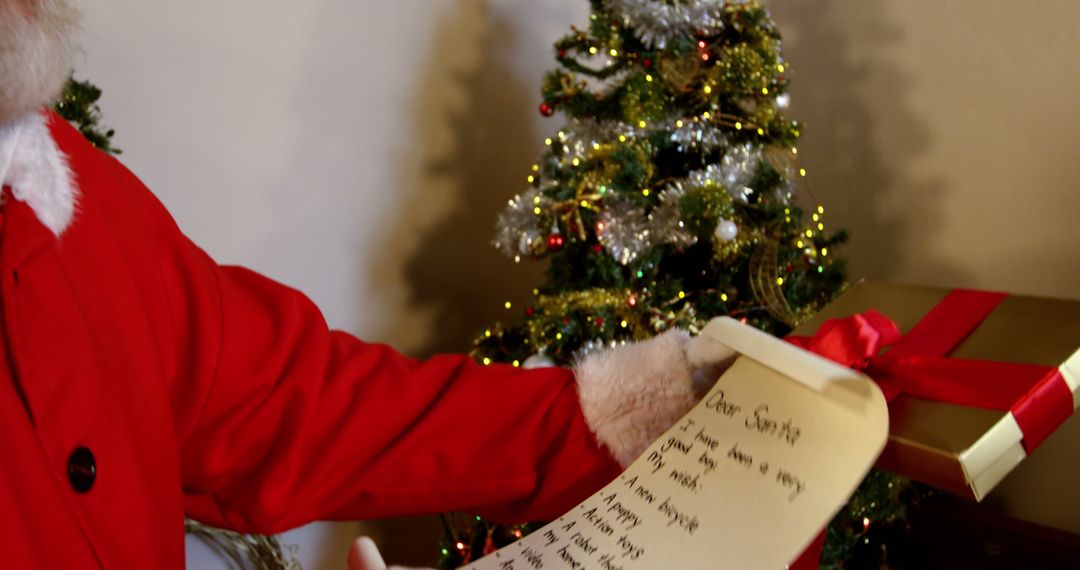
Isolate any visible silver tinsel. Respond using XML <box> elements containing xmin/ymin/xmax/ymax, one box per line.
<box><xmin>494</xmin><ymin>103</ymin><xmax>779</xmax><ymax>263</ymax></box>
<box><xmin>597</xmin><ymin>190</ymin><xmax>697</xmax><ymax>265</ymax></box>
<box><xmin>597</xmin><ymin>197</ymin><xmax>652</xmax><ymax>264</ymax></box>
<box><xmin>493</xmin><ymin>189</ymin><xmax>547</xmax><ymax>257</ymax></box>
<box><xmin>494</xmin><ymin>140</ymin><xmax>766</xmax><ymax>263</ymax></box>
<box><xmin>552</xmin><ymin>116</ymin><xmax>728</xmax><ymax>161</ymax></box>
<box><xmin>559</xmin><ymin>118</ymin><xmax>638</xmax><ymax>151</ymax></box>
<box><xmin>685</xmin><ymin>143</ymin><xmax>761</xmax><ymax>202</ymax></box>
<box><xmin>667</xmin><ymin>119</ymin><xmax>728</xmax><ymax>153</ymax></box>
<box><xmin>603</xmin><ymin>0</ymin><xmax>735</xmax><ymax>48</ymax></box>
<box><xmin>649</xmin><ymin>185</ymin><xmax>697</xmax><ymax>248</ymax></box>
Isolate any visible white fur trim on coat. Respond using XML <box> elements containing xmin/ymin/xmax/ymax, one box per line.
<box><xmin>0</xmin><ymin>111</ymin><xmax>77</xmax><ymax>236</ymax></box>
<box><xmin>574</xmin><ymin>329</ymin><xmax>696</xmax><ymax>467</ymax></box>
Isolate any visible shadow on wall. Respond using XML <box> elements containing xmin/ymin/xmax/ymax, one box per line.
<box><xmin>771</xmin><ymin>0</ymin><xmax>969</xmax><ymax>287</ymax></box>
<box><xmin>372</xmin><ymin>0</ymin><xmax>546</xmax><ymax>357</ymax></box>
<box><xmin>240</xmin><ymin>0</ymin><xmax>555</xmax><ymax>564</ymax></box>
<box><xmin>368</xmin><ymin>0</ymin><xmax>550</xmax><ymax>565</ymax></box>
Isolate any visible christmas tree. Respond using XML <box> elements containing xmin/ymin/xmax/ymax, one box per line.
<box><xmin>443</xmin><ymin>1</ymin><xmax>922</xmax><ymax>568</ymax></box>
<box><xmin>478</xmin><ymin>0</ymin><xmax>846</xmax><ymax>366</ymax></box>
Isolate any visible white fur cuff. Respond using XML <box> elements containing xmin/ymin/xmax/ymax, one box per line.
<box><xmin>573</xmin><ymin>329</ymin><xmax>696</xmax><ymax>467</ymax></box>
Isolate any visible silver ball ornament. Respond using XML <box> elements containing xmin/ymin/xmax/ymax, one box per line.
<box><xmin>522</xmin><ymin>353</ymin><xmax>557</xmax><ymax>369</ymax></box>
<box><xmin>714</xmin><ymin>218</ymin><xmax>738</xmax><ymax>242</ymax></box>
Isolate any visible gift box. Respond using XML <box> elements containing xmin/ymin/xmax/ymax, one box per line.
<box><xmin>788</xmin><ymin>281</ymin><xmax>1080</xmax><ymax>501</ymax></box>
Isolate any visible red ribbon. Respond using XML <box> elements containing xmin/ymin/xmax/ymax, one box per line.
<box><xmin>787</xmin><ymin>289</ymin><xmax>1072</xmax><ymax>452</ymax></box>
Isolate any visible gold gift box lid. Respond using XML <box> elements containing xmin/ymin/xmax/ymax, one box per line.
<box><xmin>791</xmin><ymin>281</ymin><xmax>1080</xmax><ymax>501</ymax></box>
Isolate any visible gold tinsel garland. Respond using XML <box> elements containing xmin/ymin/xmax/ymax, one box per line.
<box><xmin>525</xmin><ymin>288</ymin><xmax>650</xmax><ymax>344</ymax></box>
<box><xmin>749</xmin><ymin>232</ymin><xmax>800</xmax><ymax>327</ymax></box>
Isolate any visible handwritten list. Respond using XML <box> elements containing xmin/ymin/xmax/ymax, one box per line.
<box><xmin>463</xmin><ymin>317</ymin><xmax>888</xmax><ymax>570</ymax></box>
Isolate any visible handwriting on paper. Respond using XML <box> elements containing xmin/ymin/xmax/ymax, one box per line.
<box><xmin>466</xmin><ymin>381</ymin><xmax>813</xmax><ymax>568</ymax></box>
<box><xmin>463</xmin><ymin>318</ymin><xmax>888</xmax><ymax>570</ymax></box>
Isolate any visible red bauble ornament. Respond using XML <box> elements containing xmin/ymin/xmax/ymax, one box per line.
<box><xmin>539</xmin><ymin>102</ymin><xmax>555</xmax><ymax>116</ymax></box>
<box><xmin>525</xmin><ymin>306</ymin><xmax>535</xmax><ymax>317</ymax></box>
<box><xmin>546</xmin><ymin>233</ymin><xmax>565</xmax><ymax>251</ymax></box>
<box><xmin>642</xmin><ymin>57</ymin><xmax>652</xmax><ymax>67</ymax></box>
<box><xmin>592</xmin><ymin>244</ymin><xmax>603</xmax><ymax>253</ymax></box>
<box><xmin>558</xmin><ymin>49</ymin><xmax>567</xmax><ymax>59</ymax></box>
<box><xmin>786</xmin><ymin>263</ymin><xmax>795</xmax><ymax>273</ymax></box>
<box><xmin>595</xmin><ymin>317</ymin><xmax>605</xmax><ymax>327</ymax></box>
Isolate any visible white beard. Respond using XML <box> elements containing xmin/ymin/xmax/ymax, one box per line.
<box><xmin>0</xmin><ymin>0</ymin><xmax>79</xmax><ymax>126</ymax></box>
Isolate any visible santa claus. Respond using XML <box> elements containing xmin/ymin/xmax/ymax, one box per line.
<box><xmin>0</xmin><ymin>1</ymin><xmax>727</xmax><ymax>568</ymax></box>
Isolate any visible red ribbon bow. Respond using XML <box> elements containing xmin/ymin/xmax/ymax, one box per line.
<box><xmin>786</xmin><ymin>289</ymin><xmax>1072</xmax><ymax>452</ymax></box>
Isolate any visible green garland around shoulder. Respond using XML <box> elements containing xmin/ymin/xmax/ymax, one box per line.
<box><xmin>53</xmin><ymin>77</ymin><xmax>120</xmax><ymax>155</ymax></box>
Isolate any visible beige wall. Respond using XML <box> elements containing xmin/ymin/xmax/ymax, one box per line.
<box><xmin>78</xmin><ymin>0</ymin><xmax>1080</xmax><ymax>567</ymax></box>
<box><xmin>771</xmin><ymin>0</ymin><xmax>1080</xmax><ymax>300</ymax></box>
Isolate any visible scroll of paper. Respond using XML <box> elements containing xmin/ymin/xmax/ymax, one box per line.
<box><xmin>463</xmin><ymin>317</ymin><xmax>889</xmax><ymax>570</ymax></box>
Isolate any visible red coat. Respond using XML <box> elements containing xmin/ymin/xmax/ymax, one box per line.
<box><xmin>0</xmin><ymin>113</ymin><xmax>622</xmax><ymax>568</ymax></box>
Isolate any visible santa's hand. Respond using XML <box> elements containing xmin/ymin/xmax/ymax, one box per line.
<box><xmin>573</xmin><ymin>328</ymin><xmax>737</xmax><ymax>467</ymax></box>
<box><xmin>347</xmin><ymin>537</ymin><xmax>434</xmax><ymax>570</ymax></box>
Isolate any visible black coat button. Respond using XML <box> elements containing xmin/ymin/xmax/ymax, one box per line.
<box><xmin>67</xmin><ymin>447</ymin><xmax>96</xmax><ymax>493</ymax></box>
